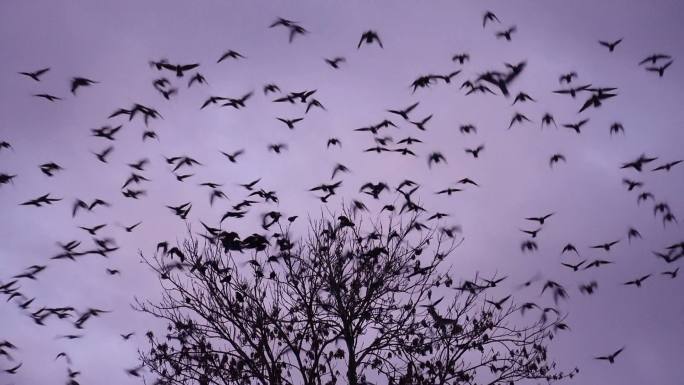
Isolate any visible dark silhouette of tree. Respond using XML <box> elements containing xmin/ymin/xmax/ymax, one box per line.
<box><xmin>136</xmin><ymin>208</ymin><xmax>576</xmax><ymax>385</ymax></box>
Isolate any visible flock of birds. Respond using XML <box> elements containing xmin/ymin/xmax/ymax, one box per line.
<box><xmin>1</xmin><ymin>8</ymin><xmax>683</xmax><ymax>385</ymax></box>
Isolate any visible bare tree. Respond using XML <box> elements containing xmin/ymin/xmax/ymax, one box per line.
<box><xmin>136</xmin><ymin>208</ymin><xmax>576</xmax><ymax>385</ymax></box>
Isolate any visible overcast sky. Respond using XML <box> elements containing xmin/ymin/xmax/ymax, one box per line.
<box><xmin>1</xmin><ymin>1</ymin><xmax>683</xmax><ymax>384</ymax></box>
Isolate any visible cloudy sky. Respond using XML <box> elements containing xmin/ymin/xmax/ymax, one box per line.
<box><xmin>1</xmin><ymin>0</ymin><xmax>683</xmax><ymax>384</ymax></box>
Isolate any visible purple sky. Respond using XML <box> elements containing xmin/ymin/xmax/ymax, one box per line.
<box><xmin>1</xmin><ymin>1</ymin><xmax>683</xmax><ymax>384</ymax></box>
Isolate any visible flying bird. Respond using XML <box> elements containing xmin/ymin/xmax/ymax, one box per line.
<box><xmin>358</xmin><ymin>30</ymin><xmax>383</xmax><ymax>48</ymax></box>
<box><xmin>598</xmin><ymin>38</ymin><xmax>622</xmax><ymax>52</ymax></box>
<box><xmin>19</xmin><ymin>67</ymin><xmax>50</xmax><ymax>81</ymax></box>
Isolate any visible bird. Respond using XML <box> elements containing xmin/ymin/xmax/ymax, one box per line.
<box><xmin>521</xmin><ymin>240</ymin><xmax>538</xmax><ymax>252</ymax></box>
<box><xmin>331</xmin><ymin>164</ymin><xmax>350</xmax><ymax>179</ymax></box>
<box><xmin>358</xmin><ymin>30</ymin><xmax>383</xmax><ymax>48</ymax></box>
<box><xmin>559</xmin><ymin>72</ymin><xmax>577</xmax><ymax>84</ymax></box>
<box><xmin>222</xmin><ymin>91</ymin><xmax>253</xmax><ymax>109</ymax></box>
<box><xmin>78</xmin><ymin>224</ymin><xmax>106</xmax><ymax>235</ymax></box>
<box><xmin>579</xmin><ymin>281</ymin><xmax>598</xmax><ymax>295</ymax></box>
<box><xmin>645</xmin><ymin>60</ymin><xmax>673</xmax><ymax>77</ymax></box>
<box><xmin>579</xmin><ymin>93</ymin><xmax>616</xmax><ymax>113</ymax></box>
<box><xmin>465</xmin><ymin>145</ymin><xmax>484</xmax><ymax>158</ymax></box>
<box><xmin>427</xmin><ymin>152</ymin><xmax>447</xmax><ymax>168</ymax></box>
<box><xmin>217</xmin><ymin>50</ymin><xmax>245</xmax><ymax>63</ymax></box>
<box><xmin>598</xmin><ymin>38</ymin><xmax>622</xmax><ymax>52</ymax></box>
<box><xmin>563</xmin><ymin>119</ymin><xmax>589</xmax><ymax>134</ymax></box>
<box><xmin>526</xmin><ymin>213</ymin><xmax>554</xmax><ymax>225</ymax></box>
<box><xmin>33</xmin><ymin>93</ymin><xmax>61</xmax><ymax>102</ymax></box>
<box><xmin>19</xmin><ymin>67</ymin><xmax>50</xmax><ymax>81</ymax></box>
<box><xmin>452</xmin><ymin>53</ymin><xmax>470</xmax><ymax>64</ymax></box>
<box><xmin>624</xmin><ymin>274</ymin><xmax>651</xmax><ymax>287</ymax></box>
<box><xmin>128</xmin><ymin>158</ymin><xmax>149</xmax><ymax>171</ymax></box>
<box><xmin>160</xmin><ymin>62</ymin><xmax>200</xmax><ymax>77</ymax></box>
<box><xmin>495</xmin><ymin>26</ymin><xmax>516</xmax><ymax>41</ymax></box>
<box><xmin>325</xmin><ymin>57</ymin><xmax>346</xmax><ymax>69</ymax></box>
<box><xmin>610</xmin><ymin>122</ymin><xmax>625</xmax><ymax>136</ymax></box>
<box><xmin>71</xmin><ymin>77</ymin><xmax>98</xmax><ymax>94</ymax></box>
<box><xmin>188</xmin><ymin>72</ymin><xmax>207</xmax><ymax>87</ymax></box>
<box><xmin>20</xmin><ymin>193</ymin><xmax>62</xmax><ymax>207</ymax></box>
<box><xmin>39</xmin><ymin>162</ymin><xmax>64</xmax><ymax>176</ymax></box>
<box><xmin>621</xmin><ymin>154</ymin><xmax>658</xmax><ymax>172</ymax></box>
<box><xmin>509</xmin><ymin>112</ymin><xmax>532</xmax><ymax>129</ymax></box>
<box><xmin>268</xmin><ymin>143</ymin><xmax>288</xmax><ymax>154</ymax></box>
<box><xmin>4</xmin><ymin>362</ymin><xmax>22</xmax><ymax>374</ymax></box>
<box><xmin>0</xmin><ymin>173</ymin><xmax>17</xmax><ymax>186</ymax></box>
<box><xmin>120</xmin><ymin>332</ymin><xmax>135</xmax><ymax>340</ymax></box>
<box><xmin>325</xmin><ymin>137</ymin><xmax>342</xmax><ymax>148</ymax></box>
<box><xmin>553</xmin><ymin>84</ymin><xmax>591</xmax><ymax>98</ymax></box>
<box><xmin>590</xmin><ymin>240</ymin><xmax>620</xmax><ymax>251</ymax></box>
<box><xmin>410</xmin><ymin>115</ymin><xmax>432</xmax><ymax>131</ymax></box>
<box><xmin>482</xmin><ymin>11</ymin><xmax>500</xmax><ymax>28</ymax></box>
<box><xmin>277</xmin><ymin>117</ymin><xmax>303</xmax><ymax>129</ymax></box>
<box><xmin>595</xmin><ymin>347</ymin><xmax>625</xmax><ymax>364</ymax></box>
<box><xmin>263</xmin><ymin>84</ymin><xmax>280</xmax><ymax>94</ymax></box>
<box><xmin>91</xmin><ymin>125</ymin><xmax>122</xmax><ymax>141</ymax></box>
<box><xmin>93</xmin><ymin>146</ymin><xmax>114</xmax><ymax>163</ymax></box>
<box><xmin>661</xmin><ymin>268</ymin><xmax>679</xmax><ymax>279</ymax></box>
<box><xmin>639</xmin><ymin>54</ymin><xmax>671</xmax><ymax>65</ymax></box>
<box><xmin>388</xmin><ymin>102</ymin><xmax>419</xmax><ymax>120</ymax></box>
<box><xmin>512</xmin><ymin>92</ymin><xmax>535</xmax><ymax>105</ymax></box>
<box><xmin>485</xmin><ymin>295</ymin><xmax>511</xmax><ymax>310</ymax></box>
<box><xmin>72</xmin><ymin>199</ymin><xmax>109</xmax><ymax>217</ymax></box>
<box><xmin>549</xmin><ymin>154</ymin><xmax>566</xmax><ymax>167</ymax></box>
<box><xmin>201</xmin><ymin>96</ymin><xmax>227</xmax><ymax>109</ymax></box>
<box><xmin>652</xmin><ymin>160</ymin><xmax>682</xmax><ymax>172</ymax></box>
<box><xmin>124</xmin><ymin>221</ymin><xmax>142</xmax><ymax>232</ymax></box>
<box><xmin>622</xmin><ymin>178</ymin><xmax>643</xmax><ymax>191</ymax></box>
<box><xmin>221</xmin><ymin>149</ymin><xmax>244</xmax><ymax>163</ymax></box>
<box><xmin>627</xmin><ymin>228</ymin><xmax>642</xmax><ymax>243</ymax></box>
<box><xmin>521</xmin><ymin>228</ymin><xmax>542</xmax><ymax>238</ymax></box>
<box><xmin>561</xmin><ymin>260</ymin><xmax>586</xmax><ymax>272</ymax></box>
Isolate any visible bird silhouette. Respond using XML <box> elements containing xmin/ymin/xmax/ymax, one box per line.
<box><xmin>161</xmin><ymin>62</ymin><xmax>200</xmax><ymax>77</ymax></box>
<box><xmin>482</xmin><ymin>11</ymin><xmax>500</xmax><ymax>28</ymax></box>
<box><xmin>20</xmin><ymin>193</ymin><xmax>62</xmax><ymax>207</ymax></box>
<box><xmin>71</xmin><ymin>77</ymin><xmax>98</xmax><ymax>94</ymax></box>
<box><xmin>549</xmin><ymin>154</ymin><xmax>566</xmax><ymax>167</ymax></box>
<box><xmin>495</xmin><ymin>26</ymin><xmax>516</xmax><ymax>41</ymax></box>
<box><xmin>325</xmin><ymin>57</ymin><xmax>346</xmax><ymax>69</ymax></box>
<box><xmin>19</xmin><ymin>67</ymin><xmax>50</xmax><ymax>81</ymax></box>
<box><xmin>358</xmin><ymin>30</ymin><xmax>383</xmax><ymax>48</ymax></box>
<box><xmin>651</xmin><ymin>160</ymin><xmax>682</xmax><ymax>172</ymax></box>
<box><xmin>388</xmin><ymin>102</ymin><xmax>419</xmax><ymax>120</ymax></box>
<box><xmin>33</xmin><ymin>93</ymin><xmax>61</xmax><ymax>102</ymax></box>
<box><xmin>217</xmin><ymin>50</ymin><xmax>245</xmax><ymax>63</ymax></box>
<box><xmin>595</xmin><ymin>347</ymin><xmax>624</xmax><ymax>364</ymax></box>
<box><xmin>645</xmin><ymin>60</ymin><xmax>673</xmax><ymax>77</ymax></box>
<box><xmin>598</xmin><ymin>38</ymin><xmax>622</xmax><ymax>52</ymax></box>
